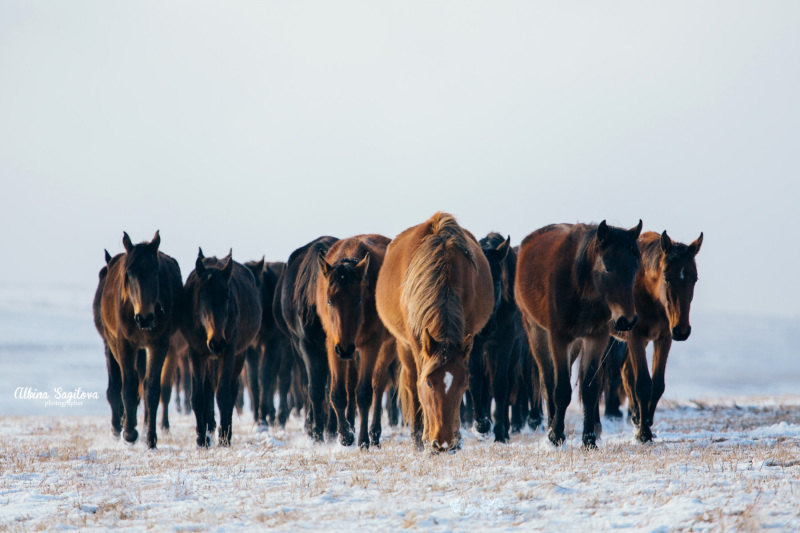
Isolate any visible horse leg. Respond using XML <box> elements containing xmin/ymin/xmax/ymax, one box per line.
<box><xmin>355</xmin><ymin>342</ymin><xmax>379</xmax><ymax>449</ymax></box>
<box><xmin>216</xmin><ymin>349</ymin><xmax>239</xmax><ymax>447</ymax></box>
<box><xmin>244</xmin><ymin>346</ymin><xmax>261</xmax><ymax>424</ymax></box>
<box><xmin>160</xmin><ymin>346</ymin><xmax>177</xmax><ymax>433</ymax></box>
<box><xmin>468</xmin><ymin>336</ymin><xmax>491</xmax><ymax>435</ymax></box>
<box><xmin>526</xmin><ymin>322</ymin><xmax>554</xmax><ymax>431</ymax></box>
<box><xmin>301</xmin><ymin>340</ymin><xmax>328</xmax><ymax>442</ymax></box>
<box><xmin>370</xmin><ymin>339</ymin><xmax>395</xmax><ymax>447</ymax></box>
<box><xmin>647</xmin><ymin>336</ymin><xmax>672</xmax><ymax>437</ymax></box>
<box><xmin>104</xmin><ymin>344</ymin><xmax>124</xmax><ymax>438</ymax></box>
<box><xmin>276</xmin><ymin>344</ymin><xmax>293</xmax><ymax>427</ymax></box>
<box><xmin>396</xmin><ymin>343</ymin><xmax>423</xmax><ymax>450</ymax></box>
<box><xmin>260</xmin><ymin>341</ymin><xmax>278</xmax><ymax>426</ymax></box>
<box><xmin>626</xmin><ymin>336</ymin><xmax>653</xmax><ymax>442</ymax></box>
<box><xmin>547</xmin><ymin>335</ymin><xmax>572</xmax><ymax>447</ymax></box>
<box><xmin>142</xmin><ymin>342</ymin><xmax>168</xmax><ymax>448</ymax></box>
<box><xmin>327</xmin><ymin>338</ymin><xmax>354</xmax><ymax>446</ymax></box>
<box><xmin>188</xmin><ymin>351</ymin><xmax>210</xmax><ymax>447</ymax></box>
<box><xmin>492</xmin><ymin>339</ymin><xmax>512</xmax><ymax>443</ymax></box>
<box><xmin>346</xmin><ymin>360</ymin><xmax>357</xmax><ymax>430</ymax></box>
<box><xmin>115</xmin><ymin>341</ymin><xmax>140</xmax><ymax>444</ymax></box>
<box><xmin>579</xmin><ymin>335</ymin><xmax>607</xmax><ymax>449</ymax></box>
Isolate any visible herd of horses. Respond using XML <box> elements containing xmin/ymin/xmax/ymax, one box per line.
<box><xmin>92</xmin><ymin>212</ymin><xmax>702</xmax><ymax>452</ymax></box>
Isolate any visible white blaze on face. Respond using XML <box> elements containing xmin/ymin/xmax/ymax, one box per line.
<box><xmin>443</xmin><ymin>371</ymin><xmax>453</xmax><ymax>395</ymax></box>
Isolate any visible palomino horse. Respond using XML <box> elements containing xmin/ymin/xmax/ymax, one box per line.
<box><xmin>277</xmin><ymin>236</ymin><xmax>339</xmax><ymax>441</ymax></box>
<box><xmin>619</xmin><ymin>230</ymin><xmax>703</xmax><ymax>442</ymax></box>
<box><xmin>97</xmin><ymin>231</ymin><xmax>183</xmax><ymax>448</ymax></box>
<box><xmin>376</xmin><ymin>213</ymin><xmax>493</xmax><ymax>452</ymax></box>
<box><xmin>182</xmin><ymin>249</ymin><xmax>262</xmax><ymax>446</ymax></box>
<box><xmin>515</xmin><ymin>221</ymin><xmax>642</xmax><ymax>448</ymax></box>
<box><xmin>243</xmin><ymin>259</ymin><xmax>294</xmax><ymax>427</ymax></box>
<box><xmin>315</xmin><ymin>234</ymin><xmax>396</xmax><ymax>448</ymax></box>
<box><xmin>466</xmin><ymin>232</ymin><xmax>520</xmax><ymax>443</ymax></box>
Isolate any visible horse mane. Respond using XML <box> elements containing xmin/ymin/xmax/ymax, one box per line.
<box><xmin>574</xmin><ymin>224</ymin><xmax>598</xmax><ymax>289</ymax></box>
<box><xmin>640</xmin><ymin>235</ymin><xmax>664</xmax><ymax>275</ymax></box>
<box><xmin>293</xmin><ymin>237</ymin><xmax>336</xmax><ymax>324</ymax></box>
<box><xmin>402</xmin><ymin>212</ymin><xmax>476</xmax><ymax>352</ymax></box>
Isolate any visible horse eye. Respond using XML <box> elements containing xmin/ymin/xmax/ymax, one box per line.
<box><xmin>327</xmin><ymin>298</ymin><xmax>332</xmax><ymax>306</ymax></box>
<box><xmin>426</xmin><ymin>379</ymin><xmax>433</xmax><ymax>389</ymax></box>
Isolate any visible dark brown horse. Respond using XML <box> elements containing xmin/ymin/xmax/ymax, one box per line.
<box><xmin>277</xmin><ymin>236</ymin><xmax>339</xmax><ymax>441</ymax></box>
<box><xmin>315</xmin><ymin>234</ymin><xmax>396</xmax><ymax>448</ymax></box>
<box><xmin>376</xmin><ymin>213</ymin><xmax>494</xmax><ymax>452</ymax></box>
<box><xmin>515</xmin><ymin>221</ymin><xmax>642</xmax><ymax>448</ymax></box>
<box><xmin>619</xmin><ymin>230</ymin><xmax>703</xmax><ymax>442</ymax></box>
<box><xmin>182</xmin><ymin>249</ymin><xmax>262</xmax><ymax>446</ymax></box>
<box><xmin>243</xmin><ymin>259</ymin><xmax>295</xmax><ymax>427</ymax></box>
<box><xmin>97</xmin><ymin>231</ymin><xmax>183</xmax><ymax>448</ymax></box>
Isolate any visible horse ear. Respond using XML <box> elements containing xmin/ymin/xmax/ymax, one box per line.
<box><xmin>122</xmin><ymin>232</ymin><xmax>134</xmax><ymax>253</ymax></box>
<box><xmin>660</xmin><ymin>231</ymin><xmax>673</xmax><ymax>252</ymax></box>
<box><xmin>317</xmin><ymin>251</ymin><xmax>332</xmax><ymax>277</ymax></box>
<box><xmin>195</xmin><ymin>248</ymin><xmax>206</xmax><ymax>276</ymax></box>
<box><xmin>631</xmin><ymin>219</ymin><xmax>643</xmax><ymax>239</ymax></box>
<box><xmin>104</xmin><ymin>249</ymin><xmax>112</xmax><ymax>265</ymax></box>
<box><xmin>222</xmin><ymin>253</ymin><xmax>234</xmax><ymax>281</ymax></box>
<box><xmin>355</xmin><ymin>253</ymin><xmax>370</xmax><ymax>276</ymax></box>
<box><xmin>256</xmin><ymin>256</ymin><xmax>265</xmax><ymax>274</ymax></box>
<box><xmin>597</xmin><ymin>221</ymin><xmax>609</xmax><ymax>244</ymax></box>
<box><xmin>496</xmin><ymin>236</ymin><xmax>511</xmax><ymax>260</ymax></box>
<box><xmin>422</xmin><ymin>328</ymin><xmax>438</xmax><ymax>356</ymax></box>
<box><xmin>461</xmin><ymin>334</ymin><xmax>474</xmax><ymax>357</ymax></box>
<box><xmin>690</xmin><ymin>232</ymin><xmax>704</xmax><ymax>256</ymax></box>
<box><xmin>148</xmin><ymin>230</ymin><xmax>161</xmax><ymax>253</ymax></box>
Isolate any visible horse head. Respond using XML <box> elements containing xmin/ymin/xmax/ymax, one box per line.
<box><xmin>121</xmin><ymin>231</ymin><xmax>163</xmax><ymax>331</ymax></box>
<box><xmin>659</xmin><ymin>231</ymin><xmax>703</xmax><ymax>341</ymax></box>
<box><xmin>593</xmin><ymin>220</ymin><xmax>642</xmax><ymax>332</ymax></box>
<box><xmin>418</xmin><ymin>329</ymin><xmax>471</xmax><ymax>453</ymax></box>
<box><xmin>195</xmin><ymin>248</ymin><xmax>235</xmax><ymax>355</ymax></box>
<box><xmin>317</xmin><ymin>252</ymin><xmax>370</xmax><ymax>360</ymax></box>
<box><xmin>480</xmin><ymin>233</ymin><xmax>511</xmax><ymax>320</ymax></box>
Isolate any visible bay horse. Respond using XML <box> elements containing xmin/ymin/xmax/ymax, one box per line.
<box><xmin>243</xmin><ymin>259</ymin><xmax>294</xmax><ymax>427</ymax></box>
<box><xmin>515</xmin><ymin>220</ymin><xmax>642</xmax><ymax>448</ymax></box>
<box><xmin>619</xmin><ymin>230</ymin><xmax>703</xmax><ymax>442</ymax></box>
<box><xmin>277</xmin><ymin>236</ymin><xmax>339</xmax><ymax>441</ymax></box>
<box><xmin>97</xmin><ymin>231</ymin><xmax>183</xmax><ymax>448</ymax></box>
<box><xmin>182</xmin><ymin>249</ymin><xmax>262</xmax><ymax>446</ymax></box>
<box><xmin>466</xmin><ymin>232</ymin><xmax>520</xmax><ymax>443</ymax></box>
<box><xmin>375</xmin><ymin>212</ymin><xmax>493</xmax><ymax>453</ymax></box>
<box><xmin>315</xmin><ymin>234</ymin><xmax>396</xmax><ymax>448</ymax></box>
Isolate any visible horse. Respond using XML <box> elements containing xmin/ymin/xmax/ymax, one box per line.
<box><xmin>375</xmin><ymin>212</ymin><xmax>494</xmax><ymax>453</ymax></box>
<box><xmin>242</xmin><ymin>259</ymin><xmax>295</xmax><ymax>427</ymax></box>
<box><xmin>515</xmin><ymin>220</ymin><xmax>642</xmax><ymax>448</ymax></box>
<box><xmin>315</xmin><ymin>234</ymin><xmax>396</xmax><ymax>448</ymax></box>
<box><xmin>618</xmin><ymin>230</ymin><xmax>703</xmax><ymax>442</ymax></box>
<box><xmin>157</xmin><ymin>331</ymin><xmax>190</xmax><ymax>431</ymax></box>
<box><xmin>510</xmin><ymin>310</ymin><xmax>543</xmax><ymax>433</ymax></box>
<box><xmin>97</xmin><ymin>231</ymin><xmax>183</xmax><ymax>448</ymax></box>
<box><xmin>277</xmin><ymin>236</ymin><xmax>339</xmax><ymax>441</ymax></box>
<box><xmin>465</xmin><ymin>232</ymin><xmax>520</xmax><ymax>443</ymax></box>
<box><xmin>182</xmin><ymin>249</ymin><xmax>262</xmax><ymax>446</ymax></box>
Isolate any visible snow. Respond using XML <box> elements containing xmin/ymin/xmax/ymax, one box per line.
<box><xmin>1</xmin><ymin>284</ymin><xmax>799</xmax><ymax>530</ymax></box>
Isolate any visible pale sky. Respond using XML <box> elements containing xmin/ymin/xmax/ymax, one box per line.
<box><xmin>1</xmin><ymin>1</ymin><xmax>798</xmax><ymax>318</ymax></box>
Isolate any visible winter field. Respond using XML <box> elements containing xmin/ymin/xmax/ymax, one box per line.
<box><xmin>1</xmin><ymin>285</ymin><xmax>799</xmax><ymax>531</ymax></box>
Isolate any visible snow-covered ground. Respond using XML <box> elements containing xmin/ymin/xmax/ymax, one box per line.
<box><xmin>1</xmin><ymin>284</ymin><xmax>799</xmax><ymax>530</ymax></box>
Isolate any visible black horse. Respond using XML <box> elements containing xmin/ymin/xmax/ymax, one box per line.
<box><xmin>96</xmin><ymin>232</ymin><xmax>183</xmax><ymax>448</ymax></box>
<box><xmin>182</xmin><ymin>249</ymin><xmax>262</xmax><ymax>447</ymax></box>
<box><xmin>466</xmin><ymin>233</ymin><xmax>521</xmax><ymax>442</ymax></box>
<box><xmin>277</xmin><ymin>236</ymin><xmax>338</xmax><ymax>441</ymax></box>
<box><xmin>243</xmin><ymin>259</ymin><xmax>295</xmax><ymax>427</ymax></box>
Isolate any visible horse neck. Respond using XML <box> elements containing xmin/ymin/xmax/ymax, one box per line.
<box><xmin>574</xmin><ymin>234</ymin><xmax>601</xmax><ymax>300</ymax></box>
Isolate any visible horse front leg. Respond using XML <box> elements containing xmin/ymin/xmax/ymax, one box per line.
<box><xmin>355</xmin><ymin>342</ymin><xmax>379</xmax><ymax>449</ymax></box>
<box><xmin>328</xmin><ymin>339</ymin><xmax>354</xmax><ymax>446</ymax></box>
<box><xmin>548</xmin><ymin>335</ymin><xmax>572</xmax><ymax>447</ymax></box>
<box><xmin>144</xmin><ymin>341</ymin><xmax>168</xmax><ymax>448</ymax></box>
<box><xmin>244</xmin><ymin>346</ymin><xmax>262</xmax><ymax>424</ymax></box>
<box><xmin>189</xmin><ymin>351</ymin><xmax>210</xmax><ymax>447</ymax></box>
<box><xmin>625</xmin><ymin>336</ymin><xmax>653</xmax><ymax>443</ymax></box>
<box><xmin>216</xmin><ymin>349</ymin><xmax>240</xmax><ymax>446</ymax></box>
<box><xmin>647</xmin><ymin>335</ymin><xmax>672</xmax><ymax>435</ymax></box>
<box><xmin>468</xmin><ymin>336</ymin><xmax>491</xmax><ymax>436</ymax></box>
<box><xmin>492</xmin><ymin>339</ymin><xmax>512</xmax><ymax>443</ymax></box>
<box><xmin>579</xmin><ymin>335</ymin><xmax>607</xmax><ymax>449</ymax></box>
<box><xmin>117</xmin><ymin>341</ymin><xmax>140</xmax><ymax>444</ymax></box>
<box><xmin>105</xmin><ymin>344</ymin><xmax>124</xmax><ymax>438</ymax></box>
<box><xmin>369</xmin><ymin>339</ymin><xmax>395</xmax><ymax>447</ymax></box>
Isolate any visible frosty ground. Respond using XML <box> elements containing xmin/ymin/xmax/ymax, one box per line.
<box><xmin>2</xmin><ymin>396</ymin><xmax>799</xmax><ymax>532</ymax></box>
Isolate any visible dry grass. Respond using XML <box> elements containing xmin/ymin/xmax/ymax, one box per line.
<box><xmin>1</xmin><ymin>397</ymin><xmax>799</xmax><ymax>531</ymax></box>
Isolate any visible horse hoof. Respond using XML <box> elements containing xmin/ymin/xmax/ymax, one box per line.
<box><xmin>493</xmin><ymin>428</ymin><xmax>509</xmax><ymax>443</ymax></box>
<box><xmin>527</xmin><ymin>416</ymin><xmax>542</xmax><ymax>431</ymax></box>
<box><xmin>583</xmin><ymin>433</ymin><xmax>597</xmax><ymax>449</ymax></box>
<box><xmin>339</xmin><ymin>432</ymin><xmax>355</xmax><ymax>447</ymax></box>
<box><xmin>474</xmin><ymin>417</ymin><xmax>492</xmax><ymax>435</ymax></box>
<box><xmin>197</xmin><ymin>435</ymin><xmax>211</xmax><ymax>448</ymax></box>
<box><xmin>636</xmin><ymin>426</ymin><xmax>653</xmax><ymax>443</ymax></box>
<box><xmin>147</xmin><ymin>437</ymin><xmax>157</xmax><ymax>449</ymax></box>
<box><xmin>123</xmin><ymin>429</ymin><xmax>138</xmax><ymax>443</ymax></box>
<box><xmin>358</xmin><ymin>440</ymin><xmax>369</xmax><ymax>450</ymax></box>
<box><xmin>370</xmin><ymin>439</ymin><xmax>381</xmax><ymax>449</ymax></box>
<box><xmin>548</xmin><ymin>429</ymin><xmax>565</xmax><ymax>446</ymax></box>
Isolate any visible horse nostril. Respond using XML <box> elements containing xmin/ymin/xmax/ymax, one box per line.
<box><xmin>208</xmin><ymin>338</ymin><xmax>227</xmax><ymax>354</ymax></box>
<box><xmin>334</xmin><ymin>344</ymin><xmax>342</xmax><ymax>356</ymax></box>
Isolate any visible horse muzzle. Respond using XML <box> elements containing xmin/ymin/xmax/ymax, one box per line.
<box><xmin>334</xmin><ymin>343</ymin><xmax>356</xmax><ymax>359</ymax></box>
<box><xmin>208</xmin><ymin>337</ymin><xmax>228</xmax><ymax>355</ymax></box>
<box><xmin>134</xmin><ymin>313</ymin><xmax>156</xmax><ymax>330</ymax></box>
<box><xmin>672</xmin><ymin>325</ymin><xmax>691</xmax><ymax>341</ymax></box>
<box><xmin>613</xmin><ymin>314</ymin><xmax>638</xmax><ymax>332</ymax></box>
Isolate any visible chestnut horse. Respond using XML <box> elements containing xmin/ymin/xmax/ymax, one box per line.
<box><xmin>619</xmin><ymin>230</ymin><xmax>703</xmax><ymax>442</ymax></box>
<box><xmin>278</xmin><ymin>236</ymin><xmax>339</xmax><ymax>441</ymax></box>
<box><xmin>315</xmin><ymin>234</ymin><xmax>396</xmax><ymax>448</ymax></box>
<box><xmin>97</xmin><ymin>231</ymin><xmax>183</xmax><ymax>448</ymax></box>
<box><xmin>376</xmin><ymin>213</ymin><xmax>493</xmax><ymax>452</ymax></box>
<box><xmin>182</xmin><ymin>249</ymin><xmax>262</xmax><ymax>446</ymax></box>
<box><xmin>515</xmin><ymin>220</ymin><xmax>642</xmax><ymax>448</ymax></box>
